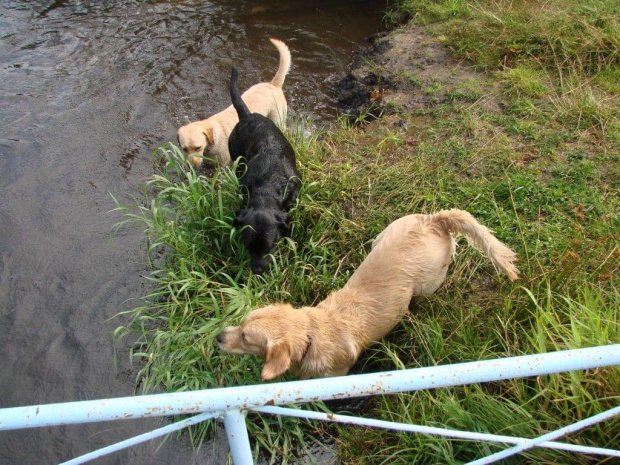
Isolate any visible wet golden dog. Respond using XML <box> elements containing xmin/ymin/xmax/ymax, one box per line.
<box><xmin>217</xmin><ymin>209</ymin><xmax>519</xmax><ymax>380</ymax></box>
<box><xmin>177</xmin><ymin>38</ymin><xmax>290</xmax><ymax>168</ymax></box>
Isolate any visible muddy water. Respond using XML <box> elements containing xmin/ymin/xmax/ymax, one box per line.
<box><xmin>0</xmin><ymin>1</ymin><xmax>385</xmax><ymax>463</ymax></box>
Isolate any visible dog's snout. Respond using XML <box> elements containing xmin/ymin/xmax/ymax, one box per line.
<box><xmin>251</xmin><ymin>262</ymin><xmax>268</xmax><ymax>275</ymax></box>
<box><xmin>215</xmin><ymin>333</ymin><xmax>224</xmax><ymax>344</ymax></box>
<box><xmin>251</xmin><ymin>254</ymin><xmax>274</xmax><ymax>275</ymax></box>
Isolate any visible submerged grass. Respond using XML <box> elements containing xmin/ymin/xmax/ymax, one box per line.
<box><xmin>114</xmin><ymin>1</ymin><xmax>619</xmax><ymax>463</ymax></box>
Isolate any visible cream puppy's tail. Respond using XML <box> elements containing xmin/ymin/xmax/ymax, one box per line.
<box><xmin>269</xmin><ymin>38</ymin><xmax>291</xmax><ymax>88</ymax></box>
<box><xmin>431</xmin><ymin>209</ymin><xmax>520</xmax><ymax>281</ymax></box>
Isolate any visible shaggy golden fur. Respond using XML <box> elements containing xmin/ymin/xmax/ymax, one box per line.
<box><xmin>177</xmin><ymin>38</ymin><xmax>290</xmax><ymax>168</ymax></box>
<box><xmin>217</xmin><ymin>209</ymin><xmax>519</xmax><ymax>380</ymax></box>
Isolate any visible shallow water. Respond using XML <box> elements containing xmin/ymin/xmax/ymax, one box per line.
<box><xmin>0</xmin><ymin>1</ymin><xmax>385</xmax><ymax>463</ymax></box>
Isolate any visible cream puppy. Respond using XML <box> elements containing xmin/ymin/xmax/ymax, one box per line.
<box><xmin>177</xmin><ymin>38</ymin><xmax>291</xmax><ymax>168</ymax></box>
<box><xmin>217</xmin><ymin>209</ymin><xmax>519</xmax><ymax>380</ymax></box>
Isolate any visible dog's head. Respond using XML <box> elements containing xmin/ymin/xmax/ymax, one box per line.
<box><xmin>216</xmin><ymin>304</ymin><xmax>309</xmax><ymax>380</ymax></box>
<box><xmin>234</xmin><ymin>208</ymin><xmax>289</xmax><ymax>274</ymax></box>
<box><xmin>176</xmin><ymin>122</ymin><xmax>214</xmax><ymax>169</ymax></box>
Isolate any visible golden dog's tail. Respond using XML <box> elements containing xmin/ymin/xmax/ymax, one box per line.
<box><xmin>269</xmin><ymin>38</ymin><xmax>291</xmax><ymax>88</ymax></box>
<box><xmin>431</xmin><ymin>209</ymin><xmax>520</xmax><ymax>281</ymax></box>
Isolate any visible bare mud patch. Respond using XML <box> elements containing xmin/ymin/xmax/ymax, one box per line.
<box><xmin>335</xmin><ymin>25</ymin><xmax>500</xmax><ymax>121</ymax></box>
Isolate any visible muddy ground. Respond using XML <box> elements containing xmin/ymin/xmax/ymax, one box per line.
<box><xmin>336</xmin><ymin>24</ymin><xmax>497</xmax><ymax>122</ymax></box>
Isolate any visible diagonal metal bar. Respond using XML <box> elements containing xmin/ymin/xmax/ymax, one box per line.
<box><xmin>60</xmin><ymin>411</ymin><xmax>220</xmax><ymax>465</ymax></box>
<box><xmin>466</xmin><ymin>406</ymin><xmax>620</xmax><ymax>465</ymax></box>
<box><xmin>253</xmin><ymin>406</ymin><xmax>620</xmax><ymax>458</ymax></box>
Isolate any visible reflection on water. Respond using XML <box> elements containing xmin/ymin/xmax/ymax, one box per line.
<box><xmin>0</xmin><ymin>1</ymin><xmax>385</xmax><ymax>463</ymax></box>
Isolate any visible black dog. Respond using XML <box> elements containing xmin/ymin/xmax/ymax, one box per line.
<box><xmin>228</xmin><ymin>66</ymin><xmax>301</xmax><ymax>274</ymax></box>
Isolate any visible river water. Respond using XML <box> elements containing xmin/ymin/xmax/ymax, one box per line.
<box><xmin>0</xmin><ymin>1</ymin><xmax>385</xmax><ymax>463</ymax></box>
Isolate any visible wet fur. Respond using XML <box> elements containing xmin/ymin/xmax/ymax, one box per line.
<box><xmin>176</xmin><ymin>38</ymin><xmax>290</xmax><ymax>168</ymax></box>
<box><xmin>228</xmin><ymin>66</ymin><xmax>301</xmax><ymax>274</ymax></box>
<box><xmin>217</xmin><ymin>209</ymin><xmax>519</xmax><ymax>380</ymax></box>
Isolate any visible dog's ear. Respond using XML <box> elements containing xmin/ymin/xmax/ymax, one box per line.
<box><xmin>275</xmin><ymin>211</ymin><xmax>290</xmax><ymax>235</ymax></box>
<box><xmin>261</xmin><ymin>341</ymin><xmax>291</xmax><ymax>381</ymax></box>
<box><xmin>233</xmin><ymin>210</ymin><xmax>248</xmax><ymax>228</ymax></box>
<box><xmin>203</xmin><ymin>127</ymin><xmax>214</xmax><ymax>146</ymax></box>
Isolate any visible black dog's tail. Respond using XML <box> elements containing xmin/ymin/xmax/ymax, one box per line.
<box><xmin>230</xmin><ymin>66</ymin><xmax>251</xmax><ymax>120</ymax></box>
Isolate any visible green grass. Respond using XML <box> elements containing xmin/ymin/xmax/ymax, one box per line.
<box><xmin>390</xmin><ymin>0</ymin><xmax>620</xmax><ymax>135</ymax></box>
<box><xmin>113</xmin><ymin>1</ymin><xmax>619</xmax><ymax>463</ymax></box>
<box><xmin>112</xmin><ymin>126</ymin><xmax>377</xmax><ymax>462</ymax></box>
<box><xmin>389</xmin><ymin>0</ymin><xmax>619</xmax><ymax>72</ymax></box>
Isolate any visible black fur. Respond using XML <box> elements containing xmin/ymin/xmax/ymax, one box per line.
<box><xmin>228</xmin><ymin>66</ymin><xmax>301</xmax><ymax>274</ymax></box>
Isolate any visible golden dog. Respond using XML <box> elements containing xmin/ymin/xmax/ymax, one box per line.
<box><xmin>177</xmin><ymin>38</ymin><xmax>290</xmax><ymax>168</ymax></box>
<box><xmin>217</xmin><ymin>209</ymin><xmax>519</xmax><ymax>380</ymax></box>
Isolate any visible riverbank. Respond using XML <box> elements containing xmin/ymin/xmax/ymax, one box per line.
<box><xmin>116</xmin><ymin>1</ymin><xmax>619</xmax><ymax>463</ymax></box>
<box><xmin>329</xmin><ymin>2</ymin><xmax>620</xmax><ymax>462</ymax></box>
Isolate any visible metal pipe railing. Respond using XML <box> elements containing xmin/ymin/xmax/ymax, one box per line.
<box><xmin>467</xmin><ymin>406</ymin><xmax>620</xmax><ymax>465</ymax></box>
<box><xmin>254</xmin><ymin>406</ymin><xmax>620</xmax><ymax>458</ymax></box>
<box><xmin>2</xmin><ymin>344</ymin><xmax>619</xmax><ymax>464</ymax></box>
<box><xmin>60</xmin><ymin>411</ymin><xmax>219</xmax><ymax>465</ymax></box>
<box><xmin>3</xmin><ymin>345</ymin><xmax>619</xmax><ymax>431</ymax></box>
<box><xmin>224</xmin><ymin>410</ymin><xmax>253</xmax><ymax>465</ymax></box>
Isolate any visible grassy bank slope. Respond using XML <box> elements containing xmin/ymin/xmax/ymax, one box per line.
<box><xmin>114</xmin><ymin>1</ymin><xmax>619</xmax><ymax>463</ymax></box>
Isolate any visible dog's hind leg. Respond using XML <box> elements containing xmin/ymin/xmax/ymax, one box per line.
<box><xmin>371</xmin><ymin>230</ymin><xmax>387</xmax><ymax>250</ymax></box>
<box><xmin>282</xmin><ymin>175</ymin><xmax>301</xmax><ymax>209</ymax></box>
<box><xmin>267</xmin><ymin>95</ymin><xmax>287</xmax><ymax>130</ymax></box>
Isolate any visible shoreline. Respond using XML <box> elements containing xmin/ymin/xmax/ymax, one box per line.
<box><xmin>335</xmin><ymin>23</ymin><xmax>494</xmax><ymax>123</ymax></box>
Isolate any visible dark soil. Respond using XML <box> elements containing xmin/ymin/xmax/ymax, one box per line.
<box><xmin>334</xmin><ymin>25</ymin><xmax>499</xmax><ymax>121</ymax></box>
